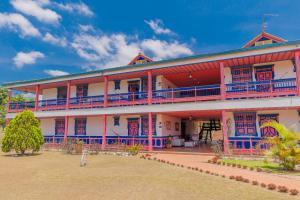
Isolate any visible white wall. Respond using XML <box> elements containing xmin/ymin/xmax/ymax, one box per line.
<box><xmin>156</xmin><ymin>75</ymin><xmax>178</xmax><ymax>90</ymax></box>
<box><xmin>42</xmin><ymin>88</ymin><xmax>57</xmax><ymax>99</ymax></box>
<box><xmin>226</xmin><ymin>109</ymin><xmax>299</xmax><ymax>137</ymax></box>
<box><xmin>40</xmin><ymin>118</ymin><xmax>55</xmax><ymax>135</ymax></box>
<box><xmin>157</xmin><ymin>114</ymin><xmax>181</xmax><ymax>137</ymax></box>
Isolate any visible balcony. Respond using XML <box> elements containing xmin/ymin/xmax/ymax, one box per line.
<box><xmin>7</xmin><ymin>78</ymin><xmax>297</xmax><ymax>113</ymax></box>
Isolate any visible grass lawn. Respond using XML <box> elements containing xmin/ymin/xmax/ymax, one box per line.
<box><xmin>0</xmin><ymin>151</ymin><xmax>297</xmax><ymax>200</ymax></box>
<box><xmin>222</xmin><ymin>158</ymin><xmax>300</xmax><ymax>175</ymax></box>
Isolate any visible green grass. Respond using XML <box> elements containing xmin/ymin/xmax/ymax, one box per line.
<box><xmin>222</xmin><ymin>159</ymin><xmax>300</xmax><ymax>175</ymax></box>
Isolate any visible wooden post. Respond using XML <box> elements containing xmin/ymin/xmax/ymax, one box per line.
<box><xmin>34</xmin><ymin>85</ymin><xmax>40</xmax><ymax>112</ymax></box>
<box><xmin>220</xmin><ymin>62</ymin><xmax>226</xmax><ymax>100</ymax></box>
<box><xmin>148</xmin><ymin>112</ymin><xmax>153</xmax><ymax>151</ymax></box>
<box><xmin>66</xmin><ymin>81</ymin><xmax>71</xmax><ymax>109</ymax></box>
<box><xmin>222</xmin><ymin>110</ymin><xmax>228</xmax><ymax>154</ymax></box>
<box><xmin>104</xmin><ymin>76</ymin><xmax>108</xmax><ymax>107</ymax></box>
<box><xmin>102</xmin><ymin>114</ymin><xmax>107</xmax><ymax>150</ymax></box>
<box><xmin>147</xmin><ymin>70</ymin><xmax>153</xmax><ymax>105</ymax></box>
<box><xmin>64</xmin><ymin>116</ymin><xmax>69</xmax><ymax>142</ymax></box>
<box><xmin>295</xmin><ymin>51</ymin><xmax>300</xmax><ymax>96</ymax></box>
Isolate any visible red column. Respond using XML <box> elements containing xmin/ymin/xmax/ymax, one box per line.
<box><xmin>104</xmin><ymin>76</ymin><xmax>108</xmax><ymax>107</ymax></box>
<box><xmin>64</xmin><ymin>116</ymin><xmax>69</xmax><ymax>141</ymax></box>
<box><xmin>147</xmin><ymin>70</ymin><xmax>153</xmax><ymax>105</ymax></box>
<box><xmin>66</xmin><ymin>81</ymin><xmax>71</xmax><ymax>109</ymax></box>
<box><xmin>148</xmin><ymin>112</ymin><xmax>153</xmax><ymax>151</ymax></box>
<box><xmin>222</xmin><ymin>110</ymin><xmax>228</xmax><ymax>154</ymax></box>
<box><xmin>102</xmin><ymin>114</ymin><xmax>107</xmax><ymax>150</ymax></box>
<box><xmin>220</xmin><ymin>62</ymin><xmax>226</xmax><ymax>100</ymax></box>
<box><xmin>295</xmin><ymin>51</ymin><xmax>300</xmax><ymax>96</ymax></box>
<box><xmin>34</xmin><ymin>85</ymin><xmax>40</xmax><ymax>111</ymax></box>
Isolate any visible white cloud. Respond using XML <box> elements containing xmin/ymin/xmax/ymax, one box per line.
<box><xmin>43</xmin><ymin>32</ymin><xmax>67</xmax><ymax>47</ymax></box>
<box><xmin>145</xmin><ymin>19</ymin><xmax>175</xmax><ymax>35</ymax></box>
<box><xmin>71</xmin><ymin>32</ymin><xmax>193</xmax><ymax>69</ymax></box>
<box><xmin>56</xmin><ymin>2</ymin><xmax>94</xmax><ymax>17</ymax></box>
<box><xmin>79</xmin><ymin>24</ymin><xmax>95</xmax><ymax>32</ymax></box>
<box><xmin>0</xmin><ymin>13</ymin><xmax>40</xmax><ymax>37</ymax></box>
<box><xmin>11</xmin><ymin>0</ymin><xmax>61</xmax><ymax>24</ymax></box>
<box><xmin>141</xmin><ymin>39</ymin><xmax>193</xmax><ymax>60</ymax></box>
<box><xmin>44</xmin><ymin>69</ymin><xmax>70</xmax><ymax>76</ymax></box>
<box><xmin>13</xmin><ymin>51</ymin><xmax>45</xmax><ymax>68</ymax></box>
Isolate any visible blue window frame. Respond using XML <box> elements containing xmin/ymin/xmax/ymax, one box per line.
<box><xmin>234</xmin><ymin>112</ymin><xmax>257</xmax><ymax>136</ymax></box>
<box><xmin>114</xmin><ymin>80</ymin><xmax>120</xmax><ymax>90</ymax></box>
<box><xmin>114</xmin><ymin>116</ymin><xmax>120</xmax><ymax>126</ymax></box>
<box><xmin>231</xmin><ymin>66</ymin><xmax>253</xmax><ymax>83</ymax></box>
<box><xmin>141</xmin><ymin>115</ymin><xmax>156</xmax><ymax>136</ymax></box>
<box><xmin>75</xmin><ymin>118</ymin><xmax>87</xmax><ymax>135</ymax></box>
<box><xmin>55</xmin><ymin>118</ymin><xmax>65</xmax><ymax>136</ymax></box>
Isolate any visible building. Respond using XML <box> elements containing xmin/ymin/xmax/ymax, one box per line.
<box><xmin>3</xmin><ymin>31</ymin><xmax>300</xmax><ymax>154</ymax></box>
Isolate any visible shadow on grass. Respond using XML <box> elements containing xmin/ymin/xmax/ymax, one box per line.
<box><xmin>2</xmin><ymin>152</ymin><xmax>42</xmax><ymax>157</ymax></box>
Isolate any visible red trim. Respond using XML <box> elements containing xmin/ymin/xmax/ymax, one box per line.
<box><xmin>128</xmin><ymin>53</ymin><xmax>153</xmax><ymax>65</ymax></box>
<box><xmin>35</xmin><ymin>85</ymin><xmax>40</xmax><ymax>111</ymax></box>
<box><xmin>220</xmin><ymin>62</ymin><xmax>225</xmax><ymax>100</ymax></box>
<box><xmin>102</xmin><ymin>114</ymin><xmax>107</xmax><ymax>150</ymax></box>
<box><xmin>148</xmin><ymin>112</ymin><xmax>153</xmax><ymax>151</ymax></box>
<box><xmin>222</xmin><ymin>110</ymin><xmax>228</xmax><ymax>153</ymax></box>
<box><xmin>104</xmin><ymin>76</ymin><xmax>108</xmax><ymax>107</ymax></box>
<box><xmin>64</xmin><ymin>116</ymin><xmax>69</xmax><ymax>141</ymax></box>
<box><xmin>66</xmin><ymin>81</ymin><xmax>71</xmax><ymax>110</ymax></box>
<box><xmin>147</xmin><ymin>70</ymin><xmax>152</xmax><ymax>105</ymax></box>
<box><xmin>295</xmin><ymin>51</ymin><xmax>300</xmax><ymax>96</ymax></box>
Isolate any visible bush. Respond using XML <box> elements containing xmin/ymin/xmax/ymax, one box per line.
<box><xmin>229</xmin><ymin>175</ymin><xmax>235</xmax><ymax>179</ymax></box>
<box><xmin>252</xmin><ymin>181</ymin><xmax>259</xmax><ymax>185</ymax></box>
<box><xmin>290</xmin><ymin>189</ymin><xmax>299</xmax><ymax>195</ymax></box>
<box><xmin>261</xmin><ymin>183</ymin><xmax>266</xmax><ymax>188</ymax></box>
<box><xmin>242</xmin><ymin>165</ymin><xmax>247</xmax><ymax>169</ymax></box>
<box><xmin>126</xmin><ymin>144</ymin><xmax>142</xmax><ymax>155</ymax></box>
<box><xmin>235</xmin><ymin>176</ymin><xmax>243</xmax><ymax>181</ymax></box>
<box><xmin>277</xmin><ymin>186</ymin><xmax>288</xmax><ymax>193</ymax></box>
<box><xmin>256</xmin><ymin>168</ymin><xmax>263</xmax><ymax>172</ymax></box>
<box><xmin>267</xmin><ymin>183</ymin><xmax>276</xmax><ymax>190</ymax></box>
<box><xmin>249</xmin><ymin>167</ymin><xmax>254</xmax><ymax>171</ymax></box>
<box><xmin>2</xmin><ymin>110</ymin><xmax>43</xmax><ymax>154</ymax></box>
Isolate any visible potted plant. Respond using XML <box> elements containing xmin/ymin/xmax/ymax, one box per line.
<box><xmin>75</xmin><ymin>139</ymin><xmax>84</xmax><ymax>154</ymax></box>
<box><xmin>166</xmin><ymin>135</ymin><xmax>172</xmax><ymax>148</ymax></box>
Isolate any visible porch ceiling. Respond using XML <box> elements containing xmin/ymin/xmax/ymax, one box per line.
<box><xmin>161</xmin><ymin>110</ymin><xmax>222</xmax><ymax>120</ymax></box>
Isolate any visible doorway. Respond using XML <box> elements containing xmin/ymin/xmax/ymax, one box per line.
<box><xmin>128</xmin><ymin>80</ymin><xmax>140</xmax><ymax>100</ymax></box>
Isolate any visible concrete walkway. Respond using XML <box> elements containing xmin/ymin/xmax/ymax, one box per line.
<box><xmin>152</xmin><ymin>153</ymin><xmax>300</xmax><ymax>190</ymax></box>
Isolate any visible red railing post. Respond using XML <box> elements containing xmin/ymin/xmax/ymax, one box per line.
<box><xmin>148</xmin><ymin>70</ymin><xmax>153</xmax><ymax>105</ymax></box>
<box><xmin>102</xmin><ymin>114</ymin><xmax>107</xmax><ymax>150</ymax></box>
<box><xmin>35</xmin><ymin>85</ymin><xmax>40</xmax><ymax>112</ymax></box>
<box><xmin>104</xmin><ymin>76</ymin><xmax>108</xmax><ymax>107</ymax></box>
<box><xmin>222</xmin><ymin>110</ymin><xmax>228</xmax><ymax>154</ymax></box>
<box><xmin>148</xmin><ymin>112</ymin><xmax>153</xmax><ymax>151</ymax></box>
<box><xmin>220</xmin><ymin>62</ymin><xmax>226</xmax><ymax>100</ymax></box>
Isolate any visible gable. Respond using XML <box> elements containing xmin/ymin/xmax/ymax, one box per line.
<box><xmin>243</xmin><ymin>32</ymin><xmax>286</xmax><ymax>48</ymax></box>
<box><xmin>128</xmin><ymin>53</ymin><xmax>153</xmax><ymax>65</ymax></box>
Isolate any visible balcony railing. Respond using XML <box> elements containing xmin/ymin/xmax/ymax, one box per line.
<box><xmin>43</xmin><ymin>135</ymin><xmax>169</xmax><ymax>149</ymax></box>
<box><xmin>7</xmin><ymin>78</ymin><xmax>298</xmax><ymax>113</ymax></box>
<box><xmin>226</xmin><ymin>78</ymin><xmax>297</xmax><ymax>99</ymax></box>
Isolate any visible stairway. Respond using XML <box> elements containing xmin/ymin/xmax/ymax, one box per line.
<box><xmin>199</xmin><ymin>119</ymin><xmax>221</xmax><ymax>143</ymax></box>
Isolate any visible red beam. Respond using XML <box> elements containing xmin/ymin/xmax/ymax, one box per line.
<box><xmin>102</xmin><ymin>114</ymin><xmax>107</xmax><ymax>150</ymax></box>
<box><xmin>222</xmin><ymin>110</ymin><xmax>228</xmax><ymax>154</ymax></box>
<box><xmin>295</xmin><ymin>51</ymin><xmax>300</xmax><ymax>96</ymax></box>
<box><xmin>64</xmin><ymin>116</ymin><xmax>69</xmax><ymax>141</ymax></box>
<box><xmin>104</xmin><ymin>76</ymin><xmax>108</xmax><ymax>107</ymax></box>
<box><xmin>148</xmin><ymin>112</ymin><xmax>153</xmax><ymax>151</ymax></box>
<box><xmin>66</xmin><ymin>81</ymin><xmax>71</xmax><ymax>110</ymax></box>
<box><xmin>220</xmin><ymin>62</ymin><xmax>226</xmax><ymax>100</ymax></box>
<box><xmin>34</xmin><ymin>85</ymin><xmax>40</xmax><ymax>112</ymax></box>
<box><xmin>148</xmin><ymin>70</ymin><xmax>153</xmax><ymax>105</ymax></box>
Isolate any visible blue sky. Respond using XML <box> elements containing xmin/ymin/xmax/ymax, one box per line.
<box><xmin>1</xmin><ymin>0</ymin><xmax>300</xmax><ymax>83</ymax></box>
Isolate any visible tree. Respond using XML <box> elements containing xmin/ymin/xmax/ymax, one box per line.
<box><xmin>0</xmin><ymin>87</ymin><xmax>8</xmax><ymax>129</ymax></box>
<box><xmin>2</xmin><ymin>110</ymin><xmax>44</xmax><ymax>155</ymax></box>
<box><xmin>262</xmin><ymin>121</ymin><xmax>300</xmax><ymax>170</ymax></box>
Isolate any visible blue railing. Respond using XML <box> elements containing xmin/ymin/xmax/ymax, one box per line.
<box><xmin>9</xmin><ymin>101</ymin><xmax>35</xmax><ymax>110</ymax></box>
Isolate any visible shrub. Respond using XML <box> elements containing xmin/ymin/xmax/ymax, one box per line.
<box><xmin>229</xmin><ymin>175</ymin><xmax>235</xmax><ymax>179</ymax></box>
<box><xmin>222</xmin><ymin>175</ymin><xmax>226</xmax><ymax>178</ymax></box>
<box><xmin>242</xmin><ymin>165</ymin><xmax>247</xmax><ymax>169</ymax></box>
<box><xmin>290</xmin><ymin>189</ymin><xmax>299</xmax><ymax>196</ymax></box>
<box><xmin>235</xmin><ymin>176</ymin><xmax>243</xmax><ymax>181</ymax></box>
<box><xmin>232</xmin><ymin>163</ymin><xmax>236</xmax><ymax>167</ymax></box>
<box><xmin>256</xmin><ymin>168</ymin><xmax>263</xmax><ymax>172</ymax></box>
<box><xmin>222</xmin><ymin>162</ymin><xmax>226</xmax><ymax>165</ymax></box>
<box><xmin>181</xmin><ymin>164</ymin><xmax>184</xmax><ymax>168</ymax></box>
<box><xmin>243</xmin><ymin>178</ymin><xmax>250</xmax><ymax>183</ymax></box>
<box><xmin>199</xmin><ymin>169</ymin><xmax>203</xmax><ymax>172</ymax></box>
<box><xmin>226</xmin><ymin>163</ymin><xmax>231</xmax><ymax>166</ymax></box>
<box><xmin>261</xmin><ymin>183</ymin><xmax>266</xmax><ymax>188</ymax></box>
<box><xmin>277</xmin><ymin>186</ymin><xmax>288</xmax><ymax>193</ymax></box>
<box><xmin>217</xmin><ymin>161</ymin><xmax>221</xmax><ymax>165</ymax></box>
<box><xmin>205</xmin><ymin>170</ymin><xmax>210</xmax><ymax>174</ymax></box>
<box><xmin>2</xmin><ymin>110</ymin><xmax>44</xmax><ymax>154</ymax></box>
<box><xmin>267</xmin><ymin>183</ymin><xmax>276</xmax><ymax>190</ymax></box>
<box><xmin>237</xmin><ymin>164</ymin><xmax>241</xmax><ymax>168</ymax></box>
<box><xmin>126</xmin><ymin>144</ymin><xmax>143</xmax><ymax>156</ymax></box>
<box><xmin>208</xmin><ymin>160</ymin><xmax>212</xmax><ymax>163</ymax></box>
<box><xmin>261</xmin><ymin>121</ymin><xmax>300</xmax><ymax>171</ymax></box>
<box><xmin>249</xmin><ymin>167</ymin><xmax>254</xmax><ymax>171</ymax></box>
<box><xmin>252</xmin><ymin>181</ymin><xmax>259</xmax><ymax>185</ymax></box>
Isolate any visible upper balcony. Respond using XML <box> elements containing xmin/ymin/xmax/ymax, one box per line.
<box><xmin>7</xmin><ymin>78</ymin><xmax>297</xmax><ymax>113</ymax></box>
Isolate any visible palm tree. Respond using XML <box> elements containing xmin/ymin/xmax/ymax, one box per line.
<box><xmin>261</xmin><ymin>121</ymin><xmax>300</xmax><ymax>170</ymax></box>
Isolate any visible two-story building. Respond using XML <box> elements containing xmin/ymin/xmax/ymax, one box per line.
<box><xmin>3</xmin><ymin>31</ymin><xmax>300</xmax><ymax>154</ymax></box>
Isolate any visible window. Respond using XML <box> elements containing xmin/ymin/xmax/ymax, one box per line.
<box><xmin>234</xmin><ymin>112</ymin><xmax>257</xmax><ymax>136</ymax></box>
<box><xmin>258</xmin><ymin>114</ymin><xmax>279</xmax><ymax>137</ymax></box>
<box><xmin>254</xmin><ymin>65</ymin><xmax>274</xmax><ymax>81</ymax></box>
<box><xmin>76</xmin><ymin>84</ymin><xmax>88</xmax><ymax>97</ymax></box>
<box><xmin>57</xmin><ymin>86</ymin><xmax>67</xmax><ymax>99</ymax></box>
<box><xmin>141</xmin><ymin>115</ymin><xmax>156</xmax><ymax>136</ymax></box>
<box><xmin>114</xmin><ymin>116</ymin><xmax>120</xmax><ymax>126</ymax></box>
<box><xmin>114</xmin><ymin>80</ymin><xmax>120</xmax><ymax>90</ymax></box>
<box><xmin>231</xmin><ymin>66</ymin><xmax>253</xmax><ymax>83</ymax></box>
<box><xmin>55</xmin><ymin>118</ymin><xmax>65</xmax><ymax>135</ymax></box>
<box><xmin>255</xmin><ymin>40</ymin><xmax>272</xmax><ymax>46</ymax></box>
<box><xmin>75</xmin><ymin>118</ymin><xmax>87</xmax><ymax>135</ymax></box>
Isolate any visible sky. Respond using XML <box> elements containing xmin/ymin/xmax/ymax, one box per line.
<box><xmin>1</xmin><ymin>0</ymin><xmax>300</xmax><ymax>84</ymax></box>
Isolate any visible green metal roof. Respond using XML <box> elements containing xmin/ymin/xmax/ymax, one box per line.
<box><xmin>2</xmin><ymin>39</ymin><xmax>300</xmax><ymax>88</ymax></box>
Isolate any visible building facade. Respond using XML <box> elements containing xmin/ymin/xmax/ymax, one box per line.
<box><xmin>4</xmin><ymin>31</ymin><xmax>300</xmax><ymax>153</ymax></box>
